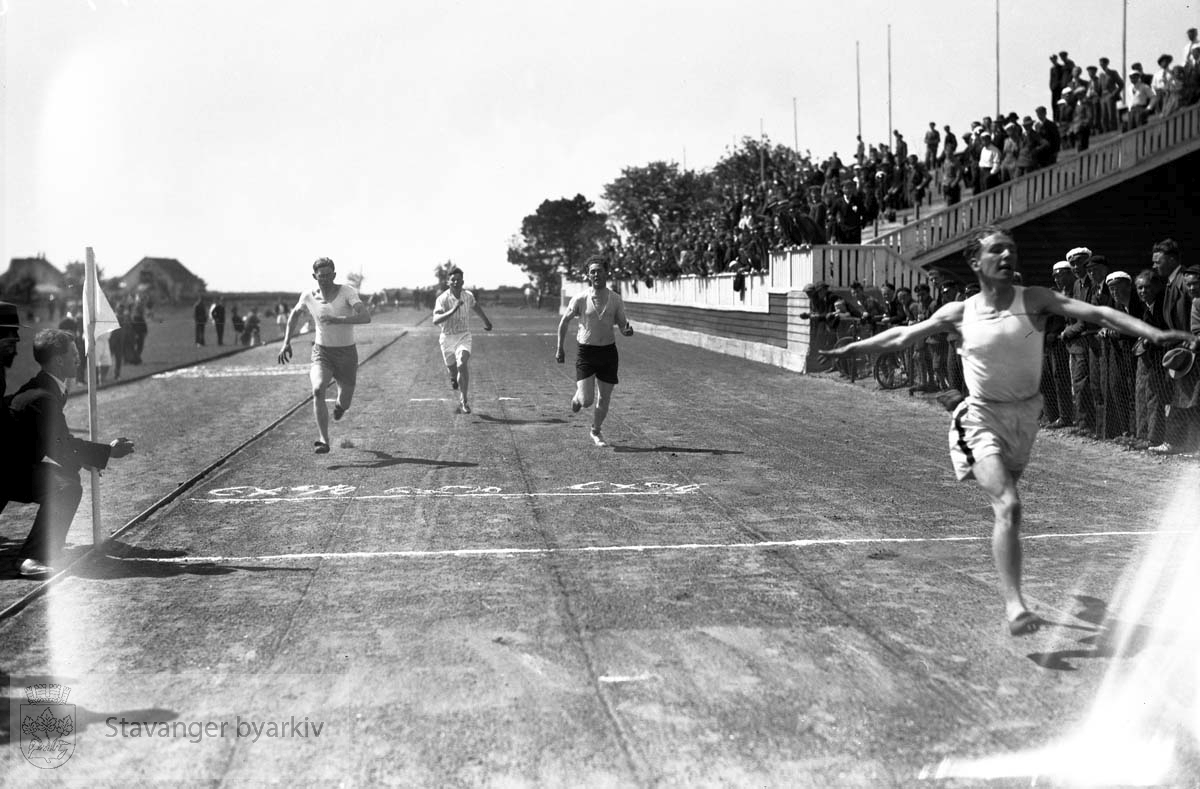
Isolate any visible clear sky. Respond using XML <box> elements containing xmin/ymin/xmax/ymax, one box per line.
<box><xmin>1</xmin><ymin>0</ymin><xmax>1194</xmax><ymax>293</ymax></box>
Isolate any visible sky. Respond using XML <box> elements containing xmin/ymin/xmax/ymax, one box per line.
<box><xmin>1</xmin><ymin>0</ymin><xmax>1195</xmax><ymax>293</ymax></box>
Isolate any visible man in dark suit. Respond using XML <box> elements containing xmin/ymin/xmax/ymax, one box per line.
<box><xmin>6</xmin><ymin>329</ymin><xmax>134</xmax><ymax>578</ymax></box>
<box><xmin>1150</xmin><ymin>238</ymin><xmax>1198</xmax><ymax>453</ymax></box>
<box><xmin>1</xmin><ymin>300</ymin><xmax>23</xmax><ymax>418</ymax></box>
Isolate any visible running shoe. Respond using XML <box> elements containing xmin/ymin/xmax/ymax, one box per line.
<box><xmin>461</xmin><ymin>401</ymin><xmax>472</xmax><ymax>414</ymax></box>
<box><xmin>590</xmin><ymin>428</ymin><xmax>608</xmax><ymax>447</ymax></box>
<box><xmin>333</xmin><ymin>404</ymin><xmax>346</xmax><ymax>421</ymax></box>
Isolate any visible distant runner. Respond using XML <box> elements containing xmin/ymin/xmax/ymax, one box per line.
<box><xmin>820</xmin><ymin>226</ymin><xmax>1195</xmax><ymax>636</ymax></box>
<box><xmin>431</xmin><ymin>267</ymin><xmax>493</xmax><ymax>414</ymax></box>
<box><xmin>278</xmin><ymin>257</ymin><xmax>371</xmax><ymax>454</ymax></box>
<box><xmin>556</xmin><ymin>257</ymin><xmax>634</xmax><ymax>447</ymax></box>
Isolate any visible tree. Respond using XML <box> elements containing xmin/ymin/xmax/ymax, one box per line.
<box><xmin>507</xmin><ymin>195</ymin><xmax>611</xmax><ymax>284</ymax></box>
<box><xmin>345</xmin><ymin>270</ymin><xmax>365</xmax><ymax>291</ymax></box>
<box><xmin>433</xmin><ymin>259</ymin><xmax>457</xmax><ymax>291</ymax></box>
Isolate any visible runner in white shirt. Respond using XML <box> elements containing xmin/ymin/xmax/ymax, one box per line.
<box><xmin>277</xmin><ymin>257</ymin><xmax>371</xmax><ymax>454</ymax></box>
<box><xmin>555</xmin><ymin>257</ymin><xmax>634</xmax><ymax>447</ymax></box>
<box><xmin>820</xmin><ymin>226</ymin><xmax>1195</xmax><ymax>637</ymax></box>
<box><xmin>432</xmin><ymin>268</ymin><xmax>493</xmax><ymax>414</ymax></box>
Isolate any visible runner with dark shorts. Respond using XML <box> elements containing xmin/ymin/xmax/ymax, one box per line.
<box><xmin>278</xmin><ymin>257</ymin><xmax>371</xmax><ymax>454</ymax></box>
<box><xmin>556</xmin><ymin>257</ymin><xmax>634</xmax><ymax>447</ymax></box>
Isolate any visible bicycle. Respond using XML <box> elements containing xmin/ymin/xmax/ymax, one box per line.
<box><xmin>829</xmin><ymin>317</ymin><xmax>873</xmax><ymax>382</ymax></box>
<box><xmin>874</xmin><ymin>347</ymin><xmax>912</xmax><ymax>389</ymax></box>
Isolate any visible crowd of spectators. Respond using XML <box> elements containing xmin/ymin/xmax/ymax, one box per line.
<box><xmin>601</xmin><ymin>28</ymin><xmax>1200</xmax><ymax>286</ymax></box>
<box><xmin>806</xmin><ymin>238</ymin><xmax>1200</xmax><ymax>457</ymax></box>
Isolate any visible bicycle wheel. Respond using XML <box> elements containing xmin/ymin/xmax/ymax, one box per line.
<box><xmin>874</xmin><ymin>351</ymin><xmax>908</xmax><ymax>390</ymax></box>
<box><xmin>832</xmin><ymin>337</ymin><xmax>858</xmax><ymax>381</ymax></box>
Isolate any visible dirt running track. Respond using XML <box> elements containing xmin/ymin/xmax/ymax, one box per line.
<box><xmin>1</xmin><ymin>307</ymin><xmax>1197</xmax><ymax>787</ymax></box>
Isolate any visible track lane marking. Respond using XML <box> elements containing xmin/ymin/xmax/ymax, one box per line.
<box><xmin>113</xmin><ymin>529</ymin><xmax>1187</xmax><ymax>564</ymax></box>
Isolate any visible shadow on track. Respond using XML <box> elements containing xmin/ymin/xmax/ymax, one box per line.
<box><xmin>1026</xmin><ymin>595</ymin><xmax>1155</xmax><ymax>671</ymax></box>
<box><xmin>612</xmin><ymin>445</ymin><xmax>744</xmax><ymax>456</ymax></box>
<box><xmin>474</xmin><ymin>414</ymin><xmax>567</xmax><ymax>426</ymax></box>
<box><xmin>327</xmin><ymin>450</ymin><xmax>478</xmax><ymax>470</ymax></box>
<box><xmin>67</xmin><ymin>543</ymin><xmax>306</xmax><ymax>581</ymax></box>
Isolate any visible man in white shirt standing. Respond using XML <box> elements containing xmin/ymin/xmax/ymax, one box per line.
<box><xmin>432</xmin><ymin>268</ymin><xmax>493</xmax><ymax>414</ymax></box>
<box><xmin>555</xmin><ymin>257</ymin><xmax>634</xmax><ymax>447</ymax></box>
<box><xmin>277</xmin><ymin>257</ymin><xmax>371</xmax><ymax>454</ymax></box>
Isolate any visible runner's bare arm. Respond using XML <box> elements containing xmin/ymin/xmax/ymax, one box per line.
<box><xmin>818</xmin><ymin>302</ymin><xmax>964</xmax><ymax>359</ymax></box>
<box><xmin>555</xmin><ymin>306</ymin><xmax>575</xmax><ymax>363</ymax></box>
<box><xmin>1031</xmin><ymin>286</ymin><xmax>1197</xmax><ymax>348</ymax></box>
<box><xmin>277</xmin><ymin>300</ymin><xmax>308</xmax><ymax>364</ymax></box>
<box><xmin>614</xmin><ymin>299</ymin><xmax>633</xmax><ymax>336</ymax></box>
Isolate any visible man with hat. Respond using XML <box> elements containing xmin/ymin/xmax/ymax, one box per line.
<box><xmin>1059</xmin><ymin>247</ymin><xmax>1099</xmax><ymax>434</ymax></box>
<box><xmin>818</xmin><ymin>225</ymin><xmax>1195</xmax><ymax>637</ymax></box>
<box><xmin>6</xmin><ymin>329</ymin><xmax>136</xmax><ymax>578</ymax></box>
<box><xmin>1041</xmin><ymin>262</ymin><xmax>1076</xmax><ymax>428</ymax></box>
<box><xmin>1098</xmin><ymin>269</ymin><xmax>1138</xmax><ymax>438</ymax></box>
<box><xmin>1149</xmin><ymin>240</ymin><xmax>1197</xmax><ymax>453</ymax></box>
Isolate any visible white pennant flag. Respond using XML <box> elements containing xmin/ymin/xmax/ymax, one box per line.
<box><xmin>83</xmin><ymin>251</ymin><xmax>120</xmax><ymax>357</ymax></box>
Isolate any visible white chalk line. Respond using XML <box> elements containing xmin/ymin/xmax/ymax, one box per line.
<box><xmin>198</xmin><ymin>491</ymin><xmax>695</xmax><ymax>503</ymax></box>
<box><xmin>116</xmin><ymin>529</ymin><xmax>1186</xmax><ymax>565</ymax></box>
<box><xmin>154</xmin><ymin>366</ymin><xmax>308</xmax><ymax>379</ymax></box>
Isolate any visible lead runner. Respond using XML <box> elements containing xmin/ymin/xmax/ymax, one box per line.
<box><xmin>556</xmin><ymin>257</ymin><xmax>634</xmax><ymax>447</ymax></box>
<box><xmin>821</xmin><ymin>226</ymin><xmax>1196</xmax><ymax>636</ymax></box>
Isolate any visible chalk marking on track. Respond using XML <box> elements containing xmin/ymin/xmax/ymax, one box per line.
<box><xmin>117</xmin><ymin>529</ymin><xmax>1187</xmax><ymax>565</ymax></box>
<box><xmin>197</xmin><ymin>481</ymin><xmax>703</xmax><ymax>502</ymax></box>
<box><xmin>153</xmin><ymin>366</ymin><xmax>309</xmax><ymax>379</ymax></box>
<box><xmin>598</xmin><ymin>674</ymin><xmax>656</xmax><ymax>684</ymax></box>
<box><xmin>409</xmin><ymin>398</ymin><xmax>450</xmax><ymax>402</ymax></box>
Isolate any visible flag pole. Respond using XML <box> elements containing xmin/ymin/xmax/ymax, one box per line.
<box><xmin>85</xmin><ymin>247</ymin><xmax>104</xmax><ymax>548</ymax></box>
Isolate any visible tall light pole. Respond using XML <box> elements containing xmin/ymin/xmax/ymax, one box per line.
<box><xmin>1122</xmin><ymin>0</ymin><xmax>1128</xmax><ymax>104</ymax></box>
<box><xmin>887</xmin><ymin>25</ymin><xmax>893</xmax><ymax>141</ymax></box>
<box><xmin>995</xmin><ymin>0</ymin><xmax>1001</xmax><ymax>118</ymax></box>
<box><xmin>856</xmin><ymin>40</ymin><xmax>863</xmax><ymax>139</ymax></box>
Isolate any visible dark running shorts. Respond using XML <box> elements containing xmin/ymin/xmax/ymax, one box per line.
<box><xmin>576</xmin><ymin>343</ymin><xmax>619</xmax><ymax>384</ymax></box>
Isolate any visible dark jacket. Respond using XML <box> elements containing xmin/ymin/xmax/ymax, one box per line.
<box><xmin>9</xmin><ymin>371</ymin><xmax>112</xmax><ymax>473</ymax></box>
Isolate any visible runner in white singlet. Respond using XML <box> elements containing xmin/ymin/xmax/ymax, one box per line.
<box><xmin>431</xmin><ymin>267</ymin><xmax>493</xmax><ymax>414</ymax></box>
<box><xmin>820</xmin><ymin>226</ymin><xmax>1195</xmax><ymax>637</ymax></box>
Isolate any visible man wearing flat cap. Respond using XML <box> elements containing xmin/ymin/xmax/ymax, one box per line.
<box><xmin>1041</xmin><ymin>263</ymin><xmax>1075</xmax><ymax>428</ymax></box>
<box><xmin>1060</xmin><ymin>247</ymin><xmax>1098</xmax><ymax>434</ymax></box>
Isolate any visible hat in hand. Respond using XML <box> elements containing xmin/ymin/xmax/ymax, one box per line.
<box><xmin>1162</xmin><ymin>347</ymin><xmax>1196</xmax><ymax>379</ymax></box>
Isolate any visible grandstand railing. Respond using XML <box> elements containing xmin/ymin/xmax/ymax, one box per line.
<box><xmin>561</xmin><ymin>245</ymin><xmax>926</xmax><ymax>312</ymax></box>
<box><xmin>872</xmin><ymin>101</ymin><xmax>1200</xmax><ymax>258</ymax></box>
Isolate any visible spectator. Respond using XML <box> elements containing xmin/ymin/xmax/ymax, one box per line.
<box><xmin>107</xmin><ymin>305</ymin><xmax>126</xmax><ymax>381</ymax></box>
<box><xmin>1034</xmin><ymin>106</ymin><xmax>1061</xmax><ymax>166</ymax></box>
<box><xmin>1098</xmin><ymin>270</ymin><xmax>1139</xmax><ymax>439</ymax></box>
<box><xmin>7</xmin><ymin>329</ymin><xmax>135</xmax><ymax>577</ymax></box>
<box><xmin>1085</xmin><ymin>255</ymin><xmax>1115</xmax><ymax>437</ymax></box>
<box><xmin>193</xmin><ymin>297</ymin><xmax>208</xmax><ymax>346</ymax></box>
<box><xmin>243</xmin><ymin>307</ymin><xmax>263</xmax><ymax>346</ymax></box>
<box><xmin>941</xmin><ymin>150</ymin><xmax>963</xmax><ymax>206</ymax></box>
<box><xmin>1016</xmin><ymin>117</ymin><xmax>1048</xmax><ymax>176</ymax></box>
<box><xmin>129</xmin><ymin>304</ymin><xmax>148</xmax><ymax>364</ymax></box>
<box><xmin>231</xmin><ymin>304</ymin><xmax>245</xmax><ymax>344</ymax></box>
<box><xmin>1060</xmin><ymin>247</ymin><xmax>1097</xmax><ymax>435</ymax></box>
<box><xmin>1098</xmin><ymin>57</ymin><xmax>1124</xmax><ymax>133</ymax></box>
<box><xmin>1001</xmin><ymin>122</ymin><xmax>1021</xmax><ymax>182</ymax></box>
<box><xmin>1085</xmin><ymin>66</ymin><xmax>1104</xmax><ymax>134</ymax></box>
<box><xmin>1151</xmin><ymin>55</ymin><xmax>1174</xmax><ymax>113</ymax></box>
<box><xmin>210</xmin><ymin>298</ymin><xmax>227</xmax><ymax>346</ymax></box>
<box><xmin>1151</xmin><ymin>239</ymin><xmax>1198</xmax><ymax>453</ymax></box>
<box><xmin>1043</xmin><ymin>261</ymin><xmax>1076</xmax><ymax>428</ymax></box>
<box><xmin>1183</xmin><ymin>28</ymin><xmax>1199</xmax><ymax>69</ymax></box>
<box><xmin>1050</xmin><ymin>54</ymin><xmax>1066</xmax><ymax>114</ymax></box>
<box><xmin>923</xmin><ymin>122</ymin><xmax>941</xmax><ymax>171</ymax></box>
<box><xmin>1129</xmin><ymin>72</ymin><xmax>1154</xmax><ymax>128</ymax></box>
<box><xmin>942</xmin><ymin>125</ymin><xmax>958</xmax><ymax>161</ymax></box>
<box><xmin>977</xmin><ymin>132</ymin><xmax>1002</xmax><ymax>191</ymax></box>
<box><xmin>1133</xmin><ymin>269</ymin><xmax>1171</xmax><ymax>449</ymax></box>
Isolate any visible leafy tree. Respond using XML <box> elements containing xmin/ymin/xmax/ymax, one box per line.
<box><xmin>507</xmin><ymin>195</ymin><xmax>610</xmax><ymax>284</ymax></box>
<box><xmin>433</xmin><ymin>259</ymin><xmax>457</xmax><ymax>291</ymax></box>
<box><xmin>345</xmin><ymin>270</ymin><xmax>365</xmax><ymax>291</ymax></box>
